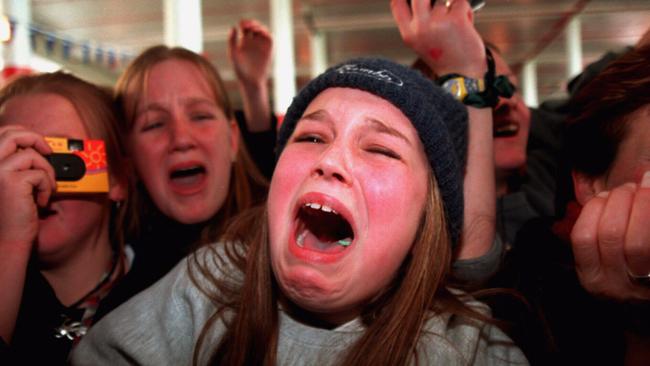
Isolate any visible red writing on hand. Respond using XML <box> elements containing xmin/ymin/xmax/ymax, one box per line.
<box><xmin>428</xmin><ymin>48</ymin><xmax>443</xmax><ymax>61</ymax></box>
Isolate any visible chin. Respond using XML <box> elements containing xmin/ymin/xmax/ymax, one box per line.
<box><xmin>496</xmin><ymin>161</ymin><xmax>525</xmax><ymax>173</ymax></box>
<box><xmin>277</xmin><ymin>264</ymin><xmax>342</xmax><ymax>307</ymax></box>
<box><xmin>495</xmin><ymin>152</ymin><xmax>526</xmax><ymax>172</ymax></box>
<box><xmin>170</xmin><ymin>207</ymin><xmax>215</xmax><ymax>225</ymax></box>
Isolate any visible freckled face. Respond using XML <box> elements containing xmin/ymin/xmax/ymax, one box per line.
<box><xmin>128</xmin><ymin>59</ymin><xmax>238</xmax><ymax>224</ymax></box>
<box><xmin>268</xmin><ymin>87</ymin><xmax>430</xmax><ymax>325</ymax></box>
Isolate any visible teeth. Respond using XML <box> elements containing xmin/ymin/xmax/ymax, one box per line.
<box><xmin>296</xmin><ymin>229</ymin><xmax>307</xmax><ymax>247</ymax></box>
<box><xmin>304</xmin><ymin>202</ymin><xmax>338</xmax><ymax>214</ymax></box>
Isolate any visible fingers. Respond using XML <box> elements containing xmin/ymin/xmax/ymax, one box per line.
<box><xmin>445</xmin><ymin>0</ymin><xmax>473</xmax><ymax>23</ymax></box>
<box><xmin>0</xmin><ymin>125</ymin><xmax>52</xmax><ymax>159</ymax></box>
<box><xmin>597</xmin><ymin>183</ymin><xmax>635</xmax><ymax>274</ymax></box>
<box><xmin>0</xmin><ymin>167</ymin><xmax>53</xmax><ymax>246</ymax></box>
<box><xmin>412</xmin><ymin>0</ymin><xmax>433</xmax><ymax>19</ymax></box>
<box><xmin>228</xmin><ymin>26</ymin><xmax>238</xmax><ymax>47</ymax></box>
<box><xmin>390</xmin><ymin>0</ymin><xmax>413</xmax><ymax>30</ymax></box>
<box><xmin>0</xmin><ymin>149</ymin><xmax>56</xmax><ymax>243</ymax></box>
<box><xmin>227</xmin><ymin>26</ymin><xmax>238</xmax><ymax>60</ymax></box>
<box><xmin>0</xmin><ymin>126</ymin><xmax>56</xmax><ymax>189</ymax></box>
<box><xmin>625</xmin><ymin>172</ymin><xmax>650</xmax><ymax>277</ymax></box>
<box><xmin>20</xmin><ymin>169</ymin><xmax>55</xmax><ymax>207</ymax></box>
<box><xmin>571</xmin><ymin>190</ymin><xmax>608</xmax><ymax>281</ymax></box>
<box><xmin>571</xmin><ymin>180</ymin><xmax>650</xmax><ymax>301</ymax></box>
<box><xmin>235</xmin><ymin>19</ymin><xmax>272</xmax><ymax>42</ymax></box>
<box><xmin>0</xmin><ymin>146</ymin><xmax>56</xmax><ymax>190</ymax></box>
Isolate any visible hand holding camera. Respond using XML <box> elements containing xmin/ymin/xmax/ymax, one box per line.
<box><xmin>0</xmin><ymin>126</ymin><xmax>109</xmax><ymax>249</ymax></box>
<box><xmin>0</xmin><ymin>125</ymin><xmax>56</xmax><ymax>248</ymax></box>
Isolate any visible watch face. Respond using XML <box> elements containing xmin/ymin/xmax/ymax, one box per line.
<box><xmin>466</xmin><ymin>79</ymin><xmax>480</xmax><ymax>94</ymax></box>
<box><xmin>443</xmin><ymin>78</ymin><xmax>467</xmax><ymax>100</ymax></box>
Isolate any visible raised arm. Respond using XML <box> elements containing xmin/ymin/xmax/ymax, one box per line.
<box><xmin>391</xmin><ymin>0</ymin><xmax>495</xmax><ymax>261</ymax></box>
<box><xmin>228</xmin><ymin>19</ymin><xmax>273</xmax><ymax>133</ymax></box>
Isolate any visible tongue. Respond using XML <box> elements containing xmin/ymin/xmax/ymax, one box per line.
<box><xmin>170</xmin><ymin>172</ymin><xmax>204</xmax><ymax>186</ymax></box>
<box><xmin>297</xmin><ymin>228</ymin><xmax>349</xmax><ymax>254</ymax></box>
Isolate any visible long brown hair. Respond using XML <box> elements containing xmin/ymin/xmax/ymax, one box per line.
<box><xmin>191</xmin><ymin>170</ymin><xmax>490</xmax><ymax>365</ymax></box>
<box><xmin>114</xmin><ymin>45</ymin><xmax>268</xmax><ymax>243</ymax></box>
<box><xmin>0</xmin><ymin>71</ymin><xmax>129</xmax><ymax>248</ymax></box>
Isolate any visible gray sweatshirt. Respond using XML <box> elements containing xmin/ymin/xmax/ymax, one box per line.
<box><xmin>71</xmin><ymin>243</ymin><xmax>528</xmax><ymax>366</ymax></box>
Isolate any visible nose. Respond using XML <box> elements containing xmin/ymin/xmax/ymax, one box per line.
<box><xmin>313</xmin><ymin>143</ymin><xmax>351</xmax><ymax>185</ymax></box>
<box><xmin>169</xmin><ymin>115</ymin><xmax>195</xmax><ymax>152</ymax></box>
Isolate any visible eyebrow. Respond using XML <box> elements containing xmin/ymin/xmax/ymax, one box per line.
<box><xmin>300</xmin><ymin>109</ymin><xmax>412</xmax><ymax>146</ymax></box>
<box><xmin>136</xmin><ymin>102</ymin><xmax>166</xmax><ymax>118</ymax></box>
<box><xmin>300</xmin><ymin>109</ymin><xmax>331</xmax><ymax>123</ymax></box>
<box><xmin>365</xmin><ymin>118</ymin><xmax>412</xmax><ymax>146</ymax></box>
<box><xmin>136</xmin><ymin>97</ymin><xmax>216</xmax><ymax>116</ymax></box>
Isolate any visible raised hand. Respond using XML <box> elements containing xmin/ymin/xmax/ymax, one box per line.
<box><xmin>571</xmin><ymin>174</ymin><xmax>650</xmax><ymax>302</ymax></box>
<box><xmin>0</xmin><ymin>125</ymin><xmax>55</xmax><ymax>248</ymax></box>
<box><xmin>390</xmin><ymin>0</ymin><xmax>486</xmax><ymax>78</ymax></box>
<box><xmin>228</xmin><ymin>19</ymin><xmax>273</xmax><ymax>88</ymax></box>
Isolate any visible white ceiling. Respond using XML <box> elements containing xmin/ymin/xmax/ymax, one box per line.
<box><xmin>26</xmin><ymin>0</ymin><xmax>650</xmax><ymax>106</ymax></box>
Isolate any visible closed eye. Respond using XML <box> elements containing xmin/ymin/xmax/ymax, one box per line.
<box><xmin>190</xmin><ymin>113</ymin><xmax>215</xmax><ymax>122</ymax></box>
<box><xmin>367</xmin><ymin>146</ymin><xmax>401</xmax><ymax>160</ymax></box>
<box><xmin>293</xmin><ymin>134</ymin><xmax>325</xmax><ymax>144</ymax></box>
<box><xmin>141</xmin><ymin>121</ymin><xmax>164</xmax><ymax>132</ymax></box>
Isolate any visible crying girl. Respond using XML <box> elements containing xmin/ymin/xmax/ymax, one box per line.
<box><xmin>71</xmin><ymin>58</ymin><xmax>527</xmax><ymax>366</ymax></box>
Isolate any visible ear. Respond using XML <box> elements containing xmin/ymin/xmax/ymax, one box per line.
<box><xmin>229</xmin><ymin>118</ymin><xmax>240</xmax><ymax>162</ymax></box>
<box><xmin>572</xmin><ymin>170</ymin><xmax>606</xmax><ymax>206</ymax></box>
<box><xmin>108</xmin><ymin>159</ymin><xmax>130</xmax><ymax>202</ymax></box>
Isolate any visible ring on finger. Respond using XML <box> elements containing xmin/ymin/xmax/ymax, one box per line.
<box><xmin>627</xmin><ymin>267</ymin><xmax>650</xmax><ymax>287</ymax></box>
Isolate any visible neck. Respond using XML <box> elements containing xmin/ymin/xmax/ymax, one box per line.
<box><xmin>280</xmin><ymin>296</ymin><xmax>355</xmax><ymax>329</ymax></box>
<box><xmin>40</xmin><ymin>216</ymin><xmax>115</xmax><ymax>307</ymax></box>
<box><xmin>495</xmin><ymin>179</ymin><xmax>508</xmax><ymax>197</ymax></box>
<box><xmin>495</xmin><ymin>168</ymin><xmax>521</xmax><ymax>197</ymax></box>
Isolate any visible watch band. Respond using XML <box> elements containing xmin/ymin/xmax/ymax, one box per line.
<box><xmin>439</xmin><ymin>75</ymin><xmax>486</xmax><ymax>105</ymax></box>
<box><xmin>436</xmin><ymin>46</ymin><xmax>517</xmax><ymax>108</ymax></box>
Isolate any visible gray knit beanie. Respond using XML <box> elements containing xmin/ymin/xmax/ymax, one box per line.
<box><xmin>276</xmin><ymin>57</ymin><xmax>468</xmax><ymax>246</ymax></box>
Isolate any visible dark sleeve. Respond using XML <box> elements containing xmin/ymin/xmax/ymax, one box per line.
<box><xmin>0</xmin><ymin>337</ymin><xmax>8</xmax><ymax>362</ymax></box>
<box><xmin>623</xmin><ymin>302</ymin><xmax>650</xmax><ymax>337</ymax></box>
<box><xmin>523</xmin><ymin>108</ymin><xmax>565</xmax><ymax>218</ymax></box>
<box><xmin>235</xmin><ymin>110</ymin><xmax>277</xmax><ymax>180</ymax></box>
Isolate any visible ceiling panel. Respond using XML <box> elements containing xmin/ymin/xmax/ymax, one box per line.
<box><xmin>18</xmin><ymin>0</ymin><xmax>650</xmax><ymax>105</ymax></box>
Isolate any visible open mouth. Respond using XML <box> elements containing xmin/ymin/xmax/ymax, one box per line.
<box><xmin>493</xmin><ymin>121</ymin><xmax>519</xmax><ymax>138</ymax></box>
<box><xmin>294</xmin><ymin>202</ymin><xmax>354</xmax><ymax>253</ymax></box>
<box><xmin>169</xmin><ymin>165</ymin><xmax>206</xmax><ymax>185</ymax></box>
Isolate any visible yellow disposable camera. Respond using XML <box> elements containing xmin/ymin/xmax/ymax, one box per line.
<box><xmin>44</xmin><ymin>137</ymin><xmax>109</xmax><ymax>193</ymax></box>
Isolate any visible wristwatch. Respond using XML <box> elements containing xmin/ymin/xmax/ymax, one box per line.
<box><xmin>437</xmin><ymin>47</ymin><xmax>517</xmax><ymax>108</ymax></box>
<box><xmin>440</xmin><ymin>76</ymin><xmax>486</xmax><ymax>102</ymax></box>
